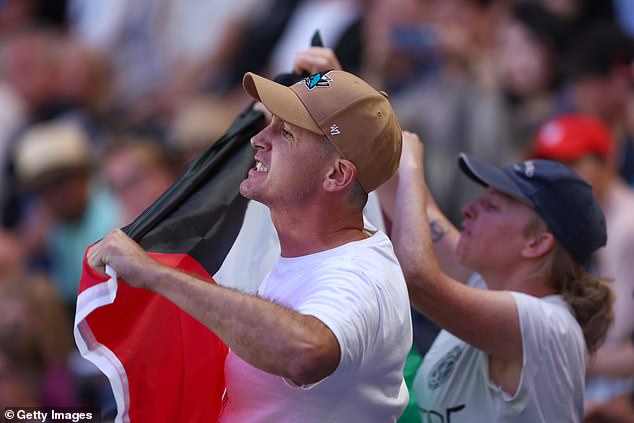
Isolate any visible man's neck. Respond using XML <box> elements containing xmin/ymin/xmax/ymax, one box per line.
<box><xmin>271</xmin><ymin>207</ymin><xmax>367</xmax><ymax>258</ymax></box>
<box><xmin>480</xmin><ymin>263</ymin><xmax>556</xmax><ymax>298</ymax></box>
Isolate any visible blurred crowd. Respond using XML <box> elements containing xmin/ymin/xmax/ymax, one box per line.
<box><xmin>0</xmin><ymin>0</ymin><xmax>633</xmax><ymax>421</ymax></box>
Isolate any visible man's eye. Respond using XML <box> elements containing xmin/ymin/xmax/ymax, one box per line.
<box><xmin>485</xmin><ymin>202</ymin><xmax>497</xmax><ymax>210</ymax></box>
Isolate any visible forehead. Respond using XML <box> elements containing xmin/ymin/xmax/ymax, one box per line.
<box><xmin>483</xmin><ymin>189</ymin><xmax>540</xmax><ymax>226</ymax></box>
<box><xmin>275</xmin><ymin>115</ymin><xmax>304</xmax><ymax>131</ymax></box>
<box><xmin>485</xmin><ymin>188</ymin><xmax>529</xmax><ymax>208</ymax></box>
<box><xmin>273</xmin><ymin>115</ymin><xmax>325</xmax><ymax>141</ymax></box>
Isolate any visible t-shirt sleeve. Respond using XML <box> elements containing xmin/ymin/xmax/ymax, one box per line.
<box><xmin>507</xmin><ymin>292</ymin><xmax>583</xmax><ymax>402</ymax></box>
<box><xmin>295</xmin><ymin>266</ymin><xmax>381</xmax><ymax>373</ymax></box>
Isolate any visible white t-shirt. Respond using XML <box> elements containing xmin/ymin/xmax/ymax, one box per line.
<box><xmin>220</xmin><ymin>230</ymin><xmax>412</xmax><ymax>423</ymax></box>
<box><xmin>413</xmin><ymin>274</ymin><xmax>586</xmax><ymax>423</ymax></box>
<box><xmin>215</xmin><ymin>193</ymin><xmax>387</xmax><ymax>294</ymax></box>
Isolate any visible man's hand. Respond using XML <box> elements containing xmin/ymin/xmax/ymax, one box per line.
<box><xmin>378</xmin><ymin>131</ymin><xmax>425</xmax><ymax>220</ymax></box>
<box><xmin>399</xmin><ymin>131</ymin><xmax>424</xmax><ymax>175</ymax></box>
<box><xmin>397</xmin><ymin>131</ymin><xmax>424</xmax><ymax>184</ymax></box>
<box><xmin>293</xmin><ymin>47</ymin><xmax>343</xmax><ymax>75</ymax></box>
<box><xmin>87</xmin><ymin>228</ymin><xmax>159</xmax><ymax>289</ymax></box>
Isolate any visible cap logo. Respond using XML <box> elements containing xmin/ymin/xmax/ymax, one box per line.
<box><xmin>304</xmin><ymin>72</ymin><xmax>332</xmax><ymax>90</ymax></box>
<box><xmin>514</xmin><ymin>161</ymin><xmax>535</xmax><ymax>178</ymax></box>
<box><xmin>329</xmin><ymin>124</ymin><xmax>341</xmax><ymax>135</ymax></box>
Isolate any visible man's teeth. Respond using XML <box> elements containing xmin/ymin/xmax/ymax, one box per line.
<box><xmin>255</xmin><ymin>162</ymin><xmax>268</xmax><ymax>173</ymax></box>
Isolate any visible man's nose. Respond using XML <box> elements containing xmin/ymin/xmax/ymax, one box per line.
<box><xmin>250</xmin><ymin>127</ymin><xmax>271</xmax><ymax>151</ymax></box>
<box><xmin>462</xmin><ymin>201</ymin><xmax>476</xmax><ymax>219</ymax></box>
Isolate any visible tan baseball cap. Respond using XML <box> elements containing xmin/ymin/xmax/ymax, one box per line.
<box><xmin>243</xmin><ymin>70</ymin><xmax>402</xmax><ymax>193</ymax></box>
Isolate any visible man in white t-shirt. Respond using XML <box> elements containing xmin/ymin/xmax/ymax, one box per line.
<box><xmin>380</xmin><ymin>132</ymin><xmax>613</xmax><ymax>422</ymax></box>
<box><xmin>87</xmin><ymin>69</ymin><xmax>412</xmax><ymax>422</ymax></box>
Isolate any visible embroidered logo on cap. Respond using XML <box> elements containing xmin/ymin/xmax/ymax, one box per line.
<box><xmin>304</xmin><ymin>72</ymin><xmax>332</xmax><ymax>90</ymax></box>
<box><xmin>514</xmin><ymin>161</ymin><xmax>536</xmax><ymax>178</ymax></box>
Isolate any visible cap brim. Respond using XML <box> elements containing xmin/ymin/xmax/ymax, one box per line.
<box><xmin>243</xmin><ymin>72</ymin><xmax>322</xmax><ymax>135</ymax></box>
<box><xmin>458</xmin><ymin>153</ymin><xmax>532</xmax><ymax>205</ymax></box>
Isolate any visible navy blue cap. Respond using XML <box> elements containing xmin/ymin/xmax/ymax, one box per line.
<box><xmin>458</xmin><ymin>153</ymin><xmax>607</xmax><ymax>265</ymax></box>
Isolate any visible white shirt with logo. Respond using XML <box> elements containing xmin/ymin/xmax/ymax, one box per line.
<box><xmin>413</xmin><ymin>274</ymin><xmax>586</xmax><ymax>423</ymax></box>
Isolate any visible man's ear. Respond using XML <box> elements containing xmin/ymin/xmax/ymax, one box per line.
<box><xmin>521</xmin><ymin>232</ymin><xmax>555</xmax><ymax>259</ymax></box>
<box><xmin>323</xmin><ymin>159</ymin><xmax>357</xmax><ymax>193</ymax></box>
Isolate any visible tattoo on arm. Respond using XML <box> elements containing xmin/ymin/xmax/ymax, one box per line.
<box><xmin>430</xmin><ymin>219</ymin><xmax>447</xmax><ymax>243</ymax></box>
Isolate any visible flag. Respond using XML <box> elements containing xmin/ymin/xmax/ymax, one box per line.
<box><xmin>74</xmin><ymin>104</ymin><xmax>266</xmax><ymax>423</ymax></box>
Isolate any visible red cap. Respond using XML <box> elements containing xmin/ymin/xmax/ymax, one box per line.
<box><xmin>531</xmin><ymin>114</ymin><xmax>614</xmax><ymax>161</ymax></box>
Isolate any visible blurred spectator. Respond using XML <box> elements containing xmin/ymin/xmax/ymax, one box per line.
<box><xmin>0</xmin><ymin>271</ymin><xmax>76</xmax><ymax>406</ymax></box>
<box><xmin>102</xmin><ymin>135</ymin><xmax>178</xmax><ymax>225</ymax></box>
<box><xmin>0</xmin><ymin>29</ymin><xmax>109</xmax><ymax>229</ymax></box>
<box><xmin>192</xmin><ymin>0</ymin><xmax>364</xmax><ymax>98</ymax></box>
<box><xmin>266</xmin><ymin>0</ymin><xmax>363</xmax><ymax>75</ymax></box>
<box><xmin>0</xmin><ymin>349</ymin><xmax>40</xmax><ymax>407</ymax></box>
<box><xmin>65</xmin><ymin>0</ymin><xmax>364</xmax><ymax>127</ymax></box>
<box><xmin>615</xmin><ymin>0</ymin><xmax>634</xmax><ymax>38</ymax></box>
<box><xmin>494</xmin><ymin>2</ymin><xmax>571</xmax><ymax>153</ymax></box>
<box><xmin>583</xmin><ymin>391</ymin><xmax>634</xmax><ymax>423</ymax></box>
<box><xmin>0</xmin><ymin>0</ymin><xmax>67</xmax><ymax>37</ymax></box>
<box><xmin>0</xmin><ymin>229</ymin><xmax>26</xmax><ymax>278</ymax></box>
<box><xmin>0</xmin><ymin>0</ymin><xmax>37</xmax><ymax>36</ymax></box>
<box><xmin>535</xmin><ymin>0</ymin><xmax>615</xmax><ymax>34</ymax></box>
<box><xmin>66</xmin><ymin>0</ymin><xmax>170</xmax><ymax>120</ymax></box>
<box><xmin>361</xmin><ymin>0</ymin><xmax>437</xmax><ymax>94</ymax></box>
<box><xmin>167</xmin><ymin>97</ymin><xmax>238</xmax><ymax>165</ymax></box>
<box><xmin>563</xmin><ymin>22</ymin><xmax>634</xmax><ymax>186</ymax></box>
<box><xmin>391</xmin><ymin>0</ymin><xmax>515</xmax><ymax>227</ymax></box>
<box><xmin>530</xmin><ymin>114</ymin><xmax>634</xmax><ymax>412</ymax></box>
<box><xmin>66</xmin><ymin>0</ymin><xmax>264</xmax><ymax>125</ymax></box>
<box><xmin>0</xmin><ymin>83</ymin><xmax>25</xmax><ymax>231</ymax></box>
<box><xmin>13</xmin><ymin>119</ymin><xmax>120</xmax><ymax>310</ymax></box>
<box><xmin>0</xmin><ymin>29</ymin><xmax>64</xmax><ymax>122</ymax></box>
<box><xmin>56</xmin><ymin>38</ymin><xmax>112</xmax><ymax>122</ymax></box>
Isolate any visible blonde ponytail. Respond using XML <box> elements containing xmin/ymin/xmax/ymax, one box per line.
<box><xmin>548</xmin><ymin>244</ymin><xmax>614</xmax><ymax>353</ymax></box>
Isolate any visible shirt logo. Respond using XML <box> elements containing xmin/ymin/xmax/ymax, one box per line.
<box><xmin>304</xmin><ymin>72</ymin><xmax>332</xmax><ymax>90</ymax></box>
<box><xmin>330</xmin><ymin>124</ymin><xmax>341</xmax><ymax>135</ymax></box>
<box><xmin>428</xmin><ymin>345</ymin><xmax>464</xmax><ymax>390</ymax></box>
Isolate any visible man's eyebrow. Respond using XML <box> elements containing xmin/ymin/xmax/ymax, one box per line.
<box><xmin>486</xmin><ymin>188</ymin><xmax>512</xmax><ymax>203</ymax></box>
<box><xmin>281</xmin><ymin>122</ymin><xmax>297</xmax><ymax>137</ymax></box>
